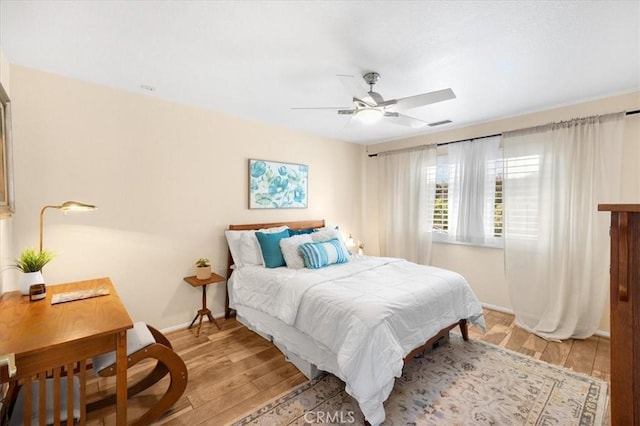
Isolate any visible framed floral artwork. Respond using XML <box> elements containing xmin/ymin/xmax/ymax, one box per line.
<box><xmin>249</xmin><ymin>159</ymin><xmax>308</xmax><ymax>209</ymax></box>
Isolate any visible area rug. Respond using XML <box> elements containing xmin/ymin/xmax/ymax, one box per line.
<box><xmin>232</xmin><ymin>335</ymin><xmax>608</xmax><ymax>425</ymax></box>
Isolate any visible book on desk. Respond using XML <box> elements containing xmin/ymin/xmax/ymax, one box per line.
<box><xmin>51</xmin><ymin>287</ymin><xmax>110</xmax><ymax>304</ymax></box>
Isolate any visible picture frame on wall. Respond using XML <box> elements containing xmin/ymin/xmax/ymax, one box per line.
<box><xmin>0</xmin><ymin>82</ymin><xmax>15</xmax><ymax>218</ymax></box>
<box><xmin>249</xmin><ymin>159</ymin><xmax>308</xmax><ymax>209</ymax></box>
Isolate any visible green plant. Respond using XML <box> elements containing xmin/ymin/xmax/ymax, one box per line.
<box><xmin>14</xmin><ymin>248</ymin><xmax>55</xmax><ymax>273</ymax></box>
<box><xmin>195</xmin><ymin>258</ymin><xmax>210</xmax><ymax>267</ymax></box>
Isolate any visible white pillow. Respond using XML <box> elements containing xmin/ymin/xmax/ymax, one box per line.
<box><xmin>225</xmin><ymin>230</ymin><xmax>247</xmax><ymax>268</ymax></box>
<box><xmin>225</xmin><ymin>226</ymin><xmax>289</xmax><ymax>268</ymax></box>
<box><xmin>279</xmin><ymin>234</ymin><xmax>313</xmax><ymax>269</ymax></box>
<box><xmin>312</xmin><ymin>227</ymin><xmax>352</xmax><ymax>259</ymax></box>
<box><xmin>239</xmin><ymin>232</ymin><xmax>263</xmax><ymax>266</ymax></box>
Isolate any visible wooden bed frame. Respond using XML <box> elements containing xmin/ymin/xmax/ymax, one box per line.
<box><xmin>223</xmin><ymin>219</ymin><xmax>469</xmax><ymax>367</ymax></box>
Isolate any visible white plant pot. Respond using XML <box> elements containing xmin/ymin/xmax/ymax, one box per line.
<box><xmin>196</xmin><ymin>266</ymin><xmax>211</xmax><ymax>280</ymax></box>
<box><xmin>20</xmin><ymin>271</ymin><xmax>44</xmax><ymax>296</ymax></box>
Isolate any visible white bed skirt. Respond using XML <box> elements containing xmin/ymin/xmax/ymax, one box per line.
<box><xmin>235</xmin><ymin>303</ymin><xmax>334</xmax><ymax>380</ymax></box>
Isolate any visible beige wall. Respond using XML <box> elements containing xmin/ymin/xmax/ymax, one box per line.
<box><xmin>6</xmin><ymin>65</ymin><xmax>365</xmax><ymax>329</ymax></box>
<box><xmin>365</xmin><ymin>92</ymin><xmax>640</xmax><ymax>334</ymax></box>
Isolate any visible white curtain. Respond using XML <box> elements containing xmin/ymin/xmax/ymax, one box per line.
<box><xmin>377</xmin><ymin>146</ymin><xmax>437</xmax><ymax>264</ymax></box>
<box><xmin>448</xmin><ymin>136</ymin><xmax>501</xmax><ymax>245</ymax></box>
<box><xmin>503</xmin><ymin>112</ymin><xmax>625</xmax><ymax>340</ymax></box>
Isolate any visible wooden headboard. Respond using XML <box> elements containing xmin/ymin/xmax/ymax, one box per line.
<box><xmin>224</xmin><ymin>219</ymin><xmax>325</xmax><ymax>318</ymax></box>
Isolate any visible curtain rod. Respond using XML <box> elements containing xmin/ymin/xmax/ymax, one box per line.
<box><xmin>367</xmin><ymin>109</ymin><xmax>640</xmax><ymax>158</ymax></box>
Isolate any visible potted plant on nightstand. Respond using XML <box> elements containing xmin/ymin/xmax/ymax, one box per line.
<box><xmin>195</xmin><ymin>258</ymin><xmax>212</xmax><ymax>280</ymax></box>
<box><xmin>14</xmin><ymin>248</ymin><xmax>55</xmax><ymax>296</ymax></box>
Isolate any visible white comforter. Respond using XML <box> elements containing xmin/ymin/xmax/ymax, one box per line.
<box><xmin>230</xmin><ymin>256</ymin><xmax>485</xmax><ymax>425</ymax></box>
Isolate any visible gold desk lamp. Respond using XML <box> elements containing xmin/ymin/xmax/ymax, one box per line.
<box><xmin>39</xmin><ymin>201</ymin><xmax>97</xmax><ymax>252</ymax></box>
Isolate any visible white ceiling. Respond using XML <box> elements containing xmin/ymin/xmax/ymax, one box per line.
<box><xmin>1</xmin><ymin>1</ymin><xmax>638</xmax><ymax>145</ymax></box>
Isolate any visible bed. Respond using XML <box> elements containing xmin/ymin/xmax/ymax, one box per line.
<box><xmin>224</xmin><ymin>220</ymin><xmax>485</xmax><ymax>425</ymax></box>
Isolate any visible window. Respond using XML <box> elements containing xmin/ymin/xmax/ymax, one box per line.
<box><xmin>488</xmin><ymin>157</ymin><xmax>504</xmax><ymax>237</ymax></box>
<box><xmin>433</xmin><ymin>159</ymin><xmax>449</xmax><ymax>232</ymax></box>
<box><xmin>0</xmin><ymin>82</ymin><xmax>14</xmax><ymax>218</ymax></box>
<box><xmin>432</xmin><ymin>136</ymin><xmax>503</xmax><ymax>246</ymax></box>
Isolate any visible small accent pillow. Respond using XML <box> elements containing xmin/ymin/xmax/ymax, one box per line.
<box><xmin>255</xmin><ymin>229</ymin><xmax>291</xmax><ymax>268</ymax></box>
<box><xmin>279</xmin><ymin>234</ymin><xmax>313</xmax><ymax>269</ymax></box>
<box><xmin>298</xmin><ymin>238</ymin><xmax>349</xmax><ymax>269</ymax></box>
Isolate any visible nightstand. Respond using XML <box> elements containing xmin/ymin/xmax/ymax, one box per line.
<box><xmin>183</xmin><ymin>273</ymin><xmax>225</xmax><ymax>336</ymax></box>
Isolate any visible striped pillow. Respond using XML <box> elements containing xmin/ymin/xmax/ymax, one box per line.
<box><xmin>298</xmin><ymin>238</ymin><xmax>349</xmax><ymax>269</ymax></box>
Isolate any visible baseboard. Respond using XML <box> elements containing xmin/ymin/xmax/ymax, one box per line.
<box><xmin>481</xmin><ymin>302</ymin><xmax>514</xmax><ymax>315</ymax></box>
<box><xmin>161</xmin><ymin>321</ymin><xmax>192</xmax><ymax>334</ymax></box>
<box><xmin>159</xmin><ymin>310</ymin><xmax>226</xmax><ymax>334</ymax></box>
<box><xmin>159</xmin><ymin>307</ymin><xmax>612</xmax><ymax>340</ymax></box>
<box><xmin>480</xmin><ymin>302</ymin><xmax>610</xmax><ymax>339</ymax></box>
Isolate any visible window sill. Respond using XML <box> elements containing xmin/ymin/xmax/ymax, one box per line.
<box><xmin>432</xmin><ymin>235</ymin><xmax>504</xmax><ymax>249</ymax></box>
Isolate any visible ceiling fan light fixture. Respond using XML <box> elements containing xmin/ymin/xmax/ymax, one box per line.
<box><xmin>356</xmin><ymin>108</ymin><xmax>384</xmax><ymax>125</ymax></box>
<box><xmin>294</xmin><ymin>72</ymin><xmax>454</xmax><ymax>130</ymax></box>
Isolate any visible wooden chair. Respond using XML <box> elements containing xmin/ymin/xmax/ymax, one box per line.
<box><xmin>2</xmin><ymin>356</ymin><xmax>82</xmax><ymax>426</ymax></box>
<box><xmin>6</xmin><ymin>376</ymin><xmax>80</xmax><ymax>426</ymax></box>
<box><xmin>88</xmin><ymin>322</ymin><xmax>188</xmax><ymax>425</ymax></box>
<box><xmin>1</xmin><ymin>323</ymin><xmax>186</xmax><ymax>426</ymax></box>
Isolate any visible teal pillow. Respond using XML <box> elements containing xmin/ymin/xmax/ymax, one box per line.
<box><xmin>298</xmin><ymin>238</ymin><xmax>349</xmax><ymax>269</ymax></box>
<box><xmin>255</xmin><ymin>229</ymin><xmax>290</xmax><ymax>268</ymax></box>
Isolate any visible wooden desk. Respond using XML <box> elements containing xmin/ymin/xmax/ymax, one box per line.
<box><xmin>0</xmin><ymin>277</ymin><xmax>133</xmax><ymax>425</ymax></box>
<box><xmin>183</xmin><ymin>273</ymin><xmax>225</xmax><ymax>336</ymax></box>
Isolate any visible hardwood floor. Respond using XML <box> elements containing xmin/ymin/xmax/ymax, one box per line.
<box><xmin>467</xmin><ymin>309</ymin><xmax>610</xmax><ymax>382</ymax></box>
<box><xmin>84</xmin><ymin>308</ymin><xmax>610</xmax><ymax>425</ymax></box>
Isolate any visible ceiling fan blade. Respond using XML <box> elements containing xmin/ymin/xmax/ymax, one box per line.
<box><xmin>292</xmin><ymin>106</ymin><xmax>351</xmax><ymax>110</ymax></box>
<box><xmin>338</xmin><ymin>109</ymin><xmax>356</xmax><ymax>115</ymax></box>
<box><xmin>384</xmin><ymin>112</ymin><xmax>430</xmax><ymax>128</ymax></box>
<box><xmin>392</xmin><ymin>88</ymin><xmax>456</xmax><ymax>111</ymax></box>
<box><xmin>337</xmin><ymin>74</ymin><xmax>377</xmax><ymax>106</ymax></box>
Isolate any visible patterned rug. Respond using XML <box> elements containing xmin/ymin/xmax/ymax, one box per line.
<box><xmin>232</xmin><ymin>335</ymin><xmax>608</xmax><ymax>425</ymax></box>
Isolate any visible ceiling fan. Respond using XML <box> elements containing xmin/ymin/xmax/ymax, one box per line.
<box><xmin>293</xmin><ymin>72</ymin><xmax>456</xmax><ymax>128</ymax></box>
